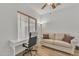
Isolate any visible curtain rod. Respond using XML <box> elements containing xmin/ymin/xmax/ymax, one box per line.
<box><xmin>17</xmin><ymin>11</ymin><xmax>36</xmax><ymax>20</ymax></box>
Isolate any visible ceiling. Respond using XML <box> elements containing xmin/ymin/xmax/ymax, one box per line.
<box><xmin>25</xmin><ymin>3</ymin><xmax>79</xmax><ymax>24</ymax></box>
<box><xmin>26</xmin><ymin>3</ymin><xmax>79</xmax><ymax>15</ymax></box>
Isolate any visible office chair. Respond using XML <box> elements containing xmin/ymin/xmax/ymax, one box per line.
<box><xmin>22</xmin><ymin>43</ymin><xmax>37</xmax><ymax>56</ymax></box>
<box><xmin>22</xmin><ymin>32</ymin><xmax>38</xmax><ymax>56</ymax></box>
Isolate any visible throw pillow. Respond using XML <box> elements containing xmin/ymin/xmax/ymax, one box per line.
<box><xmin>62</xmin><ymin>34</ymin><xmax>74</xmax><ymax>43</ymax></box>
<box><xmin>43</xmin><ymin>34</ymin><xmax>49</xmax><ymax>39</ymax></box>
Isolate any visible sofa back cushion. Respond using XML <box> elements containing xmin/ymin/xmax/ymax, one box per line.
<box><xmin>62</xmin><ymin>34</ymin><xmax>74</xmax><ymax>43</ymax></box>
<box><xmin>43</xmin><ymin>33</ymin><xmax>49</xmax><ymax>39</ymax></box>
<box><xmin>55</xmin><ymin>33</ymin><xmax>64</xmax><ymax>41</ymax></box>
<box><xmin>49</xmin><ymin>33</ymin><xmax>55</xmax><ymax>40</ymax></box>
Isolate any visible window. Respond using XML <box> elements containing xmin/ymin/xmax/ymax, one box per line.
<box><xmin>17</xmin><ymin>11</ymin><xmax>37</xmax><ymax>41</ymax></box>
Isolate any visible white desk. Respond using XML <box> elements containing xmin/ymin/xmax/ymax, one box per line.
<box><xmin>9</xmin><ymin>39</ymin><xmax>28</xmax><ymax>56</ymax></box>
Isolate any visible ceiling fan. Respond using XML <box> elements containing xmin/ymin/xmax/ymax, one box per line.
<box><xmin>41</xmin><ymin>3</ymin><xmax>61</xmax><ymax>9</ymax></box>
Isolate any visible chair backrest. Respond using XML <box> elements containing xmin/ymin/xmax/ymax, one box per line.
<box><xmin>28</xmin><ymin>32</ymin><xmax>37</xmax><ymax>47</ymax></box>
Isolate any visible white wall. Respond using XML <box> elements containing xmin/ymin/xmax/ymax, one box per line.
<box><xmin>0</xmin><ymin>3</ymin><xmax>40</xmax><ymax>56</ymax></box>
<box><xmin>42</xmin><ymin>5</ymin><xmax>79</xmax><ymax>46</ymax></box>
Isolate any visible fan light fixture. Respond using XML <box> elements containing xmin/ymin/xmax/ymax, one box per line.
<box><xmin>41</xmin><ymin>3</ymin><xmax>61</xmax><ymax>9</ymax></box>
<box><xmin>41</xmin><ymin>3</ymin><xmax>61</xmax><ymax>15</ymax></box>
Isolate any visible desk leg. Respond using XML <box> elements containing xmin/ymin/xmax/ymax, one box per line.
<box><xmin>13</xmin><ymin>46</ymin><xmax>15</xmax><ymax>56</ymax></box>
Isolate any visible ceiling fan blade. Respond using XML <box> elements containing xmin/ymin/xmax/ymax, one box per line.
<box><xmin>41</xmin><ymin>3</ymin><xmax>47</xmax><ymax>9</ymax></box>
<box><xmin>51</xmin><ymin>3</ymin><xmax>56</xmax><ymax>9</ymax></box>
<box><xmin>51</xmin><ymin>3</ymin><xmax>61</xmax><ymax>9</ymax></box>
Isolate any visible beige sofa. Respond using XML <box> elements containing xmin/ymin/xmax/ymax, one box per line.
<box><xmin>41</xmin><ymin>33</ymin><xmax>76</xmax><ymax>55</ymax></box>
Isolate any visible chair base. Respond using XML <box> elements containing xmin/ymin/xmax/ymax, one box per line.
<box><xmin>23</xmin><ymin>49</ymin><xmax>37</xmax><ymax>56</ymax></box>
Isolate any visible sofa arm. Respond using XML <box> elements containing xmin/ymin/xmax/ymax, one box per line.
<box><xmin>71</xmin><ymin>39</ymin><xmax>77</xmax><ymax>48</ymax></box>
<box><xmin>70</xmin><ymin>39</ymin><xmax>77</xmax><ymax>54</ymax></box>
<box><xmin>71</xmin><ymin>39</ymin><xmax>77</xmax><ymax>45</ymax></box>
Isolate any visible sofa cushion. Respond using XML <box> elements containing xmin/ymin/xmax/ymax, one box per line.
<box><xmin>55</xmin><ymin>33</ymin><xmax>64</xmax><ymax>41</ymax></box>
<box><xmin>53</xmin><ymin>40</ymin><xmax>72</xmax><ymax>48</ymax></box>
<box><xmin>42</xmin><ymin>39</ymin><xmax>54</xmax><ymax>44</ymax></box>
<box><xmin>49</xmin><ymin>33</ymin><xmax>55</xmax><ymax>40</ymax></box>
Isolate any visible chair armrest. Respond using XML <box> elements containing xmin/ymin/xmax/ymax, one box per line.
<box><xmin>22</xmin><ymin>43</ymin><xmax>29</xmax><ymax>48</ymax></box>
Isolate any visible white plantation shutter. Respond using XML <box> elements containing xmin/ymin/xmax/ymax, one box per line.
<box><xmin>17</xmin><ymin>13</ymin><xmax>29</xmax><ymax>41</ymax></box>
